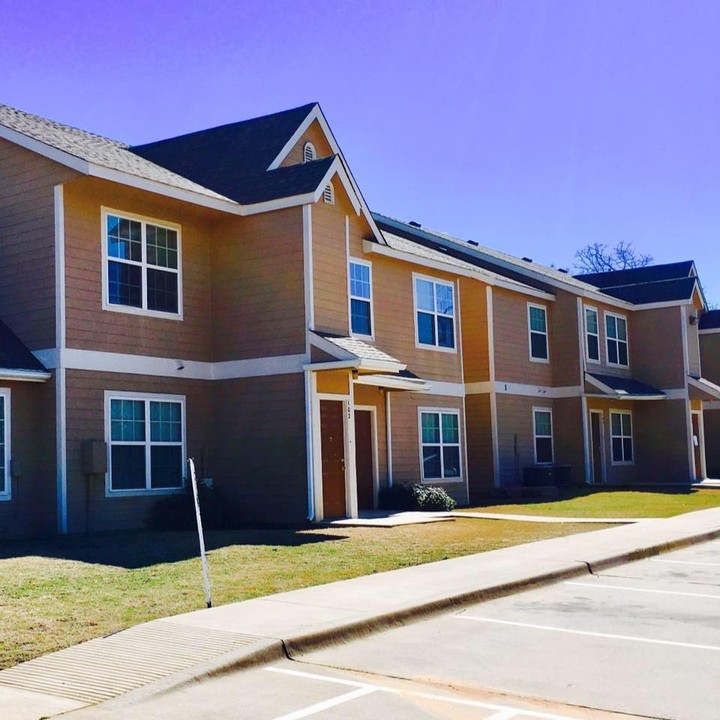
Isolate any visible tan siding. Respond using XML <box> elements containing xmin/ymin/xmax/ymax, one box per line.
<box><xmin>700</xmin><ymin>334</ymin><xmax>720</xmax><ymax>385</ymax></box>
<box><xmin>496</xmin><ymin>395</ymin><xmax>541</xmax><ymax>487</ymax></box>
<box><xmin>459</xmin><ymin>278</ymin><xmax>490</xmax><ymax>383</ymax></box>
<box><xmin>0</xmin><ymin>139</ymin><xmax>78</xmax><ymax>349</ymax></box>
<box><xmin>687</xmin><ymin>316</ymin><xmax>701</xmax><ymax>378</ymax></box>
<box><xmin>550</xmin><ymin>291</ymin><xmax>581</xmax><ymax>386</ymax></box>
<box><xmin>585</xmin><ymin>398</ymin><xmax>637</xmax><ymax>484</ymax></box>
<box><xmin>317</xmin><ymin>370</ymin><xmax>350</xmax><ymax>395</ymax></box>
<box><xmin>632</xmin><ymin>306</ymin><xmax>685</xmax><ymax>388</ymax></box>
<box><xmin>703</xmin><ymin>409</ymin><xmax>720</xmax><ymax>476</ymax></box>
<box><xmin>552</xmin><ymin>397</ymin><xmax>585</xmax><ymax>483</ymax></box>
<box><xmin>353</xmin><ymin>383</ymin><xmax>388</xmax><ymax>489</ymax></box>
<box><xmin>634</xmin><ymin>400</ymin><xmax>689</xmax><ymax>482</ymax></box>
<box><xmin>582</xmin><ymin>300</ymin><xmax>633</xmax><ymax>379</ymax></box>
<box><xmin>213</xmin><ymin>207</ymin><xmax>305</xmax><ymax>360</ymax></box>
<box><xmin>465</xmin><ymin>393</ymin><xmax>494</xmax><ymax>497</ymax></box>
<box><xmin>281</xmin><ymin>120</ymin><xmax>334</xmax><ymax>167</ymax></box>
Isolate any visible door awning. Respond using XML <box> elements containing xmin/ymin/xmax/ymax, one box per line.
<box><xmin>688</xmin><ymin>376</ymin><xmax>720</xmax><ymax>401</ymax></box>
<box><xmin>585</xmin><ymin>372</ymin><xmax>666</xmax><ymax>400</ymax></box>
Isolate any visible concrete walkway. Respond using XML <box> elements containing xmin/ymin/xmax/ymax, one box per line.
<box><xmin>3</xmin><ymin>507</ymin><xmax>720</xmax><ymax>720</ymax></box>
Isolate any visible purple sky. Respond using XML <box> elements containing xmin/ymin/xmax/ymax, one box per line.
<box><xmin>3</xmin><ymin>1</ymin><xmax>720</xmax><ymax>300</ymax></box>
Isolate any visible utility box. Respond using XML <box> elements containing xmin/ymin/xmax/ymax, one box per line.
<box><xmin>82</xmin><ymin>440</ymin><xmax>107</xmax><ymax>475</ymax></box>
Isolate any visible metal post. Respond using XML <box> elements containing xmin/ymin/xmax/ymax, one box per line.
<box><xmin>188</xmin><ymin>458</ymin><xmax>212</xmax><ymax>609</ymax></box>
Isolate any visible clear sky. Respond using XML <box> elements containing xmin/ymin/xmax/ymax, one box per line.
<box><xmin>3</xmin><ymin>0</ymin><xmax>719</xmax><ymax>300</ymax></box>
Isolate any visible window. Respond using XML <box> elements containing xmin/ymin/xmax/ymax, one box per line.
<box><xmin>349</xmin><ymin>260</ymin><xmax>373</xmax><ymax>337</ymax></box>
<box><xmin>533</xmin><ymin>408</ymin><xmax>553</xmax><ymax>464</ymax></box>
<box><xmin>606</xmin><ymin>313</ymin><xmax>629</xmax><ymax>366</ymax></box>
<box><xmin>103</xmin><ymin>210</ymin><xmax>182</xmax><ymax>318</ymax></box>
<box><xmin>528</xmin><ymin>304</ymin><xmax>549</xmax><ymax>361</ymax></box>
<box><xmin>610</xmin><ymin>410</ymin><xmax>633</xmax><ymax>464</ymax></box>
<box><xmin>0</xmin><ymin>391</ymin><xmax>9</xmax><ymax>500</ymax></box>
<box><xmin>323</xmin><ymin>183</ymin><xmax>334</xmax><ymax>204</ymax></box>
<box><xmin>303</xmin><ymin>142</ymin><xmax>316</xmax><ymax>162</ymax></box>
<box><xmin>585</xmin><ymin>307</ymin><xmax>600</xmax><ymax>362</ymax></box>
<box><xmin>415</xmin><ymin>276</ymin><xmax>455</xmax><ymax>350</ymax></box>
<box><xmin>419</xmin><ymin>410</ymin><xmax>461</xmax><ymax>481</ymax></box>
<box><xmin>107</xmin><ymin>393</ymin><xmax>185</xmax><ymax>493</ymax></box>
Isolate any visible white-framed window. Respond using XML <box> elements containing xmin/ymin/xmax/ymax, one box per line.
<box><xmin>585</xmin><ymin>307</ymin><xmax>600</xmax><ymax>363</ymax></box>
<box><xmin>303</xmin><ymin>142</ymin><xmax>316</xmax><ymax>162</ymax></box>
<box><xmin>349</xmin><ymin>259</ymin><xmax>373</xmax><ymax>337</ymax></box>
<box><xmin>414</xmin><ymin>275</ymin><xmax>455</xmax><ymax>351</ymax></box>
<box><xmin>610</xmin><ymin>410</ymin><xmax>633</xmax><ymax>464</ymax></box>
<box><xmin>102</xmin><ymin>208</ymin><xmax>183</xmax><ymax>320</ymax></box>
<box><xmin>418</xmin><ymin>408</ymin><xmax>461</xmax><ymax>482</ymax></box>
<box><xmin>105</xmin><ymin>391</ymin><xmax>186</xmax><ymax>495</ymax></box>
<box><xmin>323</xmin><ymin>182</ymin><xmax>335</xmax><ymax>204</ymax></box>
<box><xmin>0</xmin><ymin>389</ymin><xmax>10</xmax><ymax>501</ymax></box>
<box><xmin>528</xmin><ymin>303</ymin><xmax>549</xmax><ymax>362</ymax></box>
<box><xmin>606</xmin><ymin>312</ymin><xmax>629</xmax><ymax>367</ymax></box>
<box><xmin>533</xmin><ymin>408</ymin><xmax>554</xmax><ymax>464</ymax></box>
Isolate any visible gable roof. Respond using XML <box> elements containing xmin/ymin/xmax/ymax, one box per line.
<box><xmin>596</xmin><ymin>277</ymin><xmax>700</xmax><ymax>305</ymax></box>
<box><xmin>575</xmin><ymin>261</ymin><xmax>696</xmax><ymax>289</ymax></box>
<box><xmin>700</xmin><ymin>309</ymin><xmax>720</xmax><ymax>330</ymax></box>
<box><xmin>585</xmin><ymin>372</ymin><xmax>665</xmax><ymax>399</ymax></box>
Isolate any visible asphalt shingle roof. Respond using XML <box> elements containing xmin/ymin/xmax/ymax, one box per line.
<box><xmin>0</xmin><ymin>320</ymin><xmax>48</xmax><ymax>373</ymax></box>
<box><xmin>313</xmin><ymin>332</ymin><xmax>403</xmax><ymax>365</ymax></box>
<box><xmin>700</xmin><ymin>309</ymin><xmax>720</xmax><ymax>330</ymax></box>
<box><xmin>599</xmin><ymin>277</ymin><xmax>698</xmax><ymax>305</ymax></box>
<box><xmin>587</xmin><ymin>372</ymin><xmax>664</xmax><ymax>397</ymax></box>
<box><xmin>574</xmin><ymin>261</ymin><xmax>695</xmax><ymax>288</ymax></box>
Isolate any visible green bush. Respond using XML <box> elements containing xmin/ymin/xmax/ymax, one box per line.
<box><xmin>378</xmin><ymin>483</ymin><xmax>456</xmax><ymax>512</ymax></box>
<box><xmin>146</xmin><ymin>483</ymin><xmax>243</xmax><ymax>531</ymax></box>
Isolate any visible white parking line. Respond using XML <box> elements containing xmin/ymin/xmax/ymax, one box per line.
<box><xmin>265</xmin><ymin>666</ymin><xmax>585</xmax><ymax>719</ymax></box>
<box><xmin>650</xmin><ymin>558</ymin><xmax>720</xmax><ymax>568</ymax></box>
<box><xmin>456</xmin><ymin>615</ymin><xmax>720</xmax><ymax>652</ymax></box>
<box><xmin>565</xmin><ymin>581</ymin><xmax>720</xmax><ymax>600</ymax></box>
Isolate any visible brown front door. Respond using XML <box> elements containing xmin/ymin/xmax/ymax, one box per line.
<box><xmin>590</xmin><ymin>412</ymin><xmax>604</xmax><ymax>484</ymax></box>
<box><xmin>321</xmin><ymin>400</ymin><xmax>346</xmax><ymax>517</ymax></box>
<box><xmin>692</xmin><ymin>413</ymin><xmax>703</xmax><ymax>480</ymax></box>
<box><xmin>354</xmin><ymin>410</ymin><xmax>374</xmax><ymax>511</ymax></box>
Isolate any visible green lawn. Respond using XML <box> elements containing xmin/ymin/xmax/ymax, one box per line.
<box><xmin>0</xmin><ymin>519</ymin><xmax>606</xmax><ymax>670</ymax></box>
<box><xmin>460</xmin><ymin>488</ymin><xmax>720</xmax><ymax>518</ymax></box>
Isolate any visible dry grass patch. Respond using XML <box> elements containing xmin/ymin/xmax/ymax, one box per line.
<box><xmin>0</xmin><ymin>518</ymin><xmax>606</xmax><ymax>669</ymax></box>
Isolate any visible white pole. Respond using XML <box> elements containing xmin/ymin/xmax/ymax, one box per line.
<box><xmin>188</xmin><ymin>458</ymin><xmax>212</xmax><ymax>608</ymax></box>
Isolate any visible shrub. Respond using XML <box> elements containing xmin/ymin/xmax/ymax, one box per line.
<box><xmin>146</xmin><ymin>483</ymin><xmax>243</xmax><ymax>531</ymax></box>
<box><xmin>378</xmin><ymin>483</ymin><xmax>456</xmax><ymax>512</ymax></box>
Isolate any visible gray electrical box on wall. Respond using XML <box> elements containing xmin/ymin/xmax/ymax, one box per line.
<box><xmin>82</xmin><ymin>440</ymin><xmax>107</xmax><ymax>474</ymax></box>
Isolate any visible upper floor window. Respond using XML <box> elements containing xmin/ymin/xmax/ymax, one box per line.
<box><xmin>106</xmin><ymin>393</ymin><xmax>185</xmax><ymax>494</ymax></box>
<box><xmin>610</xmin><ymin>410</ymin><xmax>633</xmax><ymax>464</ymax></box>
<box><xmin>585</xmin><ymin>307</ymin><xmax>600</xmax><ymax>362</ymax></box>
<box><xmin>606</xmin><ymin>312</ymin><xmax>628</xmax><ymax>366</ymax></box>
<box><xmin>533</xmin><ymin>408</ymin><xmax>553</xmax><ymax>464</ymax></box>
<box><xmin>303</xmin><ymin>142</ymin><xmax>316</xmax><ymax>162</ymax></box>
<box><xmin>419</xmin><ymin>409</ymin><xmax>461</xmax><ymax>481</ymax></box>
<box><xmin>528</xmin><ymin>304</ymin><xmax>549</xmax><ymax>362</ymax></box>
<box><xmin>414</xmin><ymin>276</ymin><xmax>455</xmax><ymax>350</ymax></box>
<box><xmin>103</xmin><ymin>210</ymin><xmax>182</xmax><ymax>318</ymax></box>
<box><xmin>349</xmin><ymin>260</ymin><xmax>373</xmax><ymax>337</ymax></box>
<box><xmin>0</xmin><ymin>390</ymin><xmax>10</xmax><ymax>501</ymax></box>
<box><xmin>323</xmin><ymin>182</ymin><xmax>335</xmax><ymax>204</ymax></box>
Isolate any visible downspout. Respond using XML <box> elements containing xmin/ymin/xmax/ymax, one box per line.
<box><xmin>386</xmin><ymin>390</ymin><xmax>393</xmax><ymax>486</ymax></box>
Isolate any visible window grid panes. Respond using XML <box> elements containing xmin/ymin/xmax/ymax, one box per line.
<box><xmin>106</xmin><ymin>213</ymin><xmax>180</xmax><ymax>315</ymax></box>
<box><xmin>533</xmin><ymin>410</ymin><xmax>553</xmax><ymax>464</ymax></box>
<box><xmin>528</xmin><ymin>305</ymin><xmax>549</xmax><ymax>360</ymax></box>
<box><xmin>420</xmin><ymin>411</ymin><xmax>461</xmax><ymax>480</ymax></box>
<box><xmin>349</xmin><ymin>261</ymin><xmax>372</xmax><ymax>336</ymax></box>
<box><xmin>585</xmin><ymin>308</ymin><xmax>600</xmax><ymax>362</ymax></box>
<box><xmin>416</xmin><ymin>278</ymin><xmax>455</xmax><ymax>349</ymax></box>
<box><xmin>610</xmin><ymin>411</ymin><xmax>633</xmax><ymax>463</ymax></box>
<box><xmin>606</xmin><ymin>314</ymin><xmax>628</xmax><ymax>366</ymax></box>
<box><xmin>109</xmin><ymin>398</ymin><xmax>184</xmax><ymax>492</ymax></box>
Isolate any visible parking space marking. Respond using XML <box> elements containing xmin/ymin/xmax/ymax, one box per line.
<box><xmin>650</xmin><ymin>558</ymin><xmax>720</xmax><ymax>568</ymax></box>
<box><xmin>457</xmin><ymin>615</ymin><xmax>720</xmax><ymax>652</ymax></box>
<box><xmin>265</xmin><ymin>666</ymin><xmax>589</xmax><ymax>719</ymax></box>
<box><xmin>565</xmin><ymin>581</ymin><xmax>720</xmax><ymax>600</ymax></box>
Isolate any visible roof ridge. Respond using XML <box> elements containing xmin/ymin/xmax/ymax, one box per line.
<box><xmin>598</xmin><ymin>276</ymin><xmax>697</xmax><ymax>290</ymax></box>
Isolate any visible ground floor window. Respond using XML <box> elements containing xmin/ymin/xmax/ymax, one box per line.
<box><xmin>533</xmin><ymin>408</ymin><xmax>553</xmax><ymax>464</ymax></box>
<box><xmin>106</xmin><ymin>392</ymin><xmax>185</xmax><ymax>493</ymax></box>
<box><xmin>610</xmin><ymin>410</ymin><xmax>633</xmax><ymax>464</ymax></box>
<box><xmin>0</xmin><ymin>391</ymin><xmax>9</xmax><ymax>499</ymax></box>
<box><xmin>419</xmin><ymin>409</ymin><xmax>461</xmax><ymax>480</ymax></box>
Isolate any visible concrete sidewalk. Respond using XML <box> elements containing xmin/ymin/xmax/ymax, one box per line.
<box><xmin>3</xmin><ymin>507</ymin><xmax>720</xmax><ymax>720</ymax></box>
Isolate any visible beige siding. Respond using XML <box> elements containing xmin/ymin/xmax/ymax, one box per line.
<box><xmin>281</xmin><ymin>120</ymin><xmax>334</xmax><ymax>167</ymax></box>
<box><xmin>550</xmin><ymin>291</ymin><xmax>581</xmax><ymax>386</ymax></box>
<box><xmin>581</xmin><ymin>300</ymin><xmax>634</xmax><ymax>380</ymax></box>
<box><xmin>703</xmin><ymin>409</ymin><xmax>720</xmax><ymax>476</ymax></box>
<box><xmin>700</xmin><ymin>334</ymin><xmax>720</xmax><ymax>385</ymax></box>
<box><xmin>353</xmin><ymin>383</ymin><xmax>388</xmax><ymax>489</ymax></box>
<box><xmin>496</xmin><ymin>395</ymin><xmax>537</xmax><ymax>487</ymax></box>
<box><xmin>459</xmin><ymin>278</ymin><xmax>490</xmax><ymax>383</ymax></box>
<box><xmin>632</xmin><ymin>306</ymin><xmax>686</xmax><ymax>388</ymax></box>
<box><xmin>0</xmin><ymin>139</ymin><xmax>78</xmax><ymax>349</ymax></box>
<box><xmin>465</xmin><ymin>393</ymin><xmax>494</xmax><ymax>497</ymax></box>
<box><xmin>552</xmin><ymin>397</ymin><xmax>585</xmax><ymax>483</ymax></box>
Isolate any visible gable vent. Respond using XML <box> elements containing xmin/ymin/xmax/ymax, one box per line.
<box><xmin>323</xmin><ymin>182</ymin><xmax>335</xmax><ymax>204</ymax></box>
<box><xmin>303</xmin><ymin>142</ymin><xmax>317</xmax><ymax>163</ymax></box>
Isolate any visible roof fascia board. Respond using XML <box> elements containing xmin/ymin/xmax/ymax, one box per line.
<box><xmin>303</xmin><ymin>360</ymin><xmax>356</xmax><ymax>371</ymax></box>
<box><xmin>266</xmin><ymin>104</ymin><xmax>320</xmax><ymax>171</ymax></box>
<box><xmin>688</xmin><ymin>376</ymin><xmax>720</xmax><ymax>400</ymax></box>
<box><xmin>312</xmin><ymin>158</ymin><xmax>361</xmax><ymax>215</ymax></box>
<box><xmin>309</xmin><ymin>333</ymin><xmax>356</xmax><ymax>361</ymax></box>
<box><xmin>0</xmin><ymin>369</ymin><xmax>52</xmax><ymax>382</ymax></box>
<box><xmin>0</xmin><ymin>124</ymin><xmax>89</xmax><ymax>174</ymax></box>
<box><xmin>354</xmin><ymin>374</ymin><xmax>431</xmax><ymax>392</ymax></box>
<box><xmin>584</xmin><ymin>373</ymin><xmax>616</xmax><ymax>395</ymax></box>
<box><xmin>699</xmin><ymin>328</ymin><xmax>720</xmax><ymax>335</ymax></box>
<box><xmin>584</xmin><ymin>372</ymin><xmax>666</xmax><ymax>400</ymax></box>
<box><xmin>629</xmin><ymin>298</ymin><xmax>695</xmax><ymax>312</ymax></box>
<box><xmin>240</xmin><ymin>191</ymin><xmax>318</xmax><ymax>216</ymax></box>
<box><xmin>363</xmin><ymin>240</ymin><xmax>555</xmax><ymax>301</ymax></box>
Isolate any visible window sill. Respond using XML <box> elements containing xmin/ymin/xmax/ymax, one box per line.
<box><xmin>415</xmin><ymin>342</ymin><xmax>457</xmax><ymax>355</ymax></box>
<box><xmin>421</xmin><ymin>477</ymin><xmax>463</xmax><ymax>484</ymax></box>
<box><xmin>102</xmin><ymin>302</ymin><xmax>184</xmax><ymax>322</ymax></box>
<box><xmin>106</xmin><ymin>486</ymin><xmax>185</xmax><ymax>498</ymax></box>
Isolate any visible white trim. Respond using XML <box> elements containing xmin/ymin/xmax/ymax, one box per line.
<box><xmin>584</xmin><ymin>305</ymin><xmax>601</xmax><ymax>364</ymax></box>
<box><xmin>0</xmin><ymin>390</ymin><xmax>11</xmax><ymax>501</ymax></box>
<box><xmin>583</xmin><ymin>372</ymin><xmax>665</xmax><ymax>400</ymax></box>
<box><xmin>688</xmin><ymin>376</ymin><xmax>720</xmax><ymax>400</ymax></box>
<box><xmin>682</xmin><ymin>305</ymin><xmax>694</xmax><ymax>480</ymax></box>
<box><xmin>348</xmin><ymin>257</ymin><xmax>374</xmax><ymax>340</ymax></box>
<box><xmin>385</xmin><ymin>390</ymin><xmax>393</xmax><ymax>487</ymax></box>
<box><xmin>663</xmin><ymin>388</ymin><xmax>689</xmax><ymax>400</ymax></box>
<box><xmin>56</xmin><ymin>367</ymin><xmax>67</xmax><ymax>533</ymax></box>
<box><xmin>487</xmin><ymin>287</ymin><xmax>500</xmax><ymax>488</ymax></box>
<box><xmin>699</xmin><ymin>327</ymin><xmax>720</xmax><ymax>335</ymax></box>
<box><xmin>55</xmin><ymin>185</ymin><xmax>66</xmax><ymax>349</ymax></box>
<box><xmin>527</xmin><ymin>302</ymin><xmax>549</xmax><ymax>363</ymax></box>
<box><xmin>303</xmin><ymin>204</ymin><xmax>314</xmax><ymax>346</ymax></box>
<box><xmin>323</xmin><ymin>182</ymin><xmax>335</xmax><ymax>205</ymax></box>
<box><xmin>465</xmin><ymin>381</ymin><xmax>494</xmax><ymax>395</ymax></box>
<box><xmin>311</xmin><ymin>374</ymin><xmax>323</xmax><ymax>521</ymax></box>
<box><xmin>582</xmin><ymin>397</ymin><xmax>591</xmax><ymax>483</ymax></box>
<box><xmin>354</xmin><ymin>404</ymin><xmax>379</xmax><ymax>509</ymax></box>
<box><xmin>311</xmin><ymin>158</ymin><xmax>361</xmax><ymax>215</ymax></box>
<box><xmin>417</xmin><ymin>406</ymin><xmax>463</xmax><ymax>484</ymax></box>
<box><xmin>104</xmin><ymin>391</ymin><xmax>186</xmax><ymax>496</ymax></box>
<box><xmin>345</xmin><ymin>387</ymin><xmax>358</xmax><ymax>519</ymax></box>
<box><xmin>363</xmin><ymin>240</ymin><xmax>556</xmax><ymax>301</ymax></box>
<box><xmin>609</xmin><ymin>408</ymin><xmax>634</xmax><ymax>466</ymax></box>
<box><xmin>353</xmin><ymin>374</ymin><xmax>429</xmax><ymax>392</ymax></box>
<box><xmin>413</xmin><ymin>273</ymin><xmax>457</xmax><ymax>354</ymax></box>
<box><xmin>268</xmin><ymin>106</ymin><xmax>320</xmax><ymax>170</ymax></box>
<box><xmin>493</xmin><ymin>382</ymin><xmax>583</xmax><ymax>398</ymax></box>
<box><xmin>532</xmin><ymin>406</ymin><xmax>554</xmax><ymax>465</ymax></box>
<box><xmin>423</xmin><ymin>380</ymin><xmax>465</xmax><ymax>397</ymax></box>
<box><xmin>605</xmin><ymin>310</ymin><xmax>629</xmax><ymax>368</ymax></box>
<box><xmin>588</xmin><ymin>409</ymin><xmax>607</xmax><ymax>484</ymax></box>
<box><xmin>101</xmin><ymin>207</ymin><xmax>183</xmax><ymax>321</ymax></box>
<box><xmin>303</xmin><ymin>141</ymin><xmax>317</xmax><ymax>163</ymax></box>
<box><xmin>304</xmin><ymin>369</ymin><xmax>315</xmax><ymax>521</ymax></box>
<box><xmin>691</xmin><ymin>409</ymin><xmax>707</xmax><ymax>480</ymax></box>
<box><xmin>0</xmin><ymin>124</ymin><xmax>89</xmax><ymax>173</ymax></box>
<box><xmin>0</xmin><ymin>370</ymin><xmax>51</xmax><ymax>382</ymax></box>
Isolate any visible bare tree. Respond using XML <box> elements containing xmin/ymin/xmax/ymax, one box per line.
<box><xmin>573</xmin><ymin>241</ymin><xmax>653</xmax><ymax>274</ymax></box>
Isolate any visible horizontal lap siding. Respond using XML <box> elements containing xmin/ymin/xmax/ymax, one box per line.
<box><xmin>64</xmin><ymin>178</ymin><xmax>215</xmax><ymax>360</ymax></box>
<box><xmin>550</xmin><ymin>291</ymin><xmax>581</xmax><ymax>386</ymax></box>
<box><xmin>64</xmin><ymin>370</ymin><xmax>214</xmax><ymax>533</ymax></box>
<box><xmin>700</xmin><ymin>335</ymin><xmax>720</xmax><ymax>385</ymax></box>
<box><xmin>353</xmin><ymin>383</ymin><xmax>388</xmax><ymax>489</ymax></box>
<box><xmin>703</xmin><ymin>409</ymin><xmax>720</xmax><ymax>476</ymax></box>
<box><xmin>389</xmin><ymin>393</ymin><xmax>468</xmax><ymax>505</ymax></box>
<box><xmin>0</xmin><ymin>381</ymin><xmax>56</xmax><ymax>537</ymax></box>
<box><xmin>213</xmin><ymin>208</ymin><xmax>305</xmax><ymax>360</ymax></box>
<box><xmin>465</xmin><ymin>393</ymin><xmax>493</xmax><ymax>497</ymax></box>
<box><xmin>459</xmin><ymin>278</ymin><xmax>490</xmax><ymax>383</ymax></box>
<box><xmin>582</xmin><ymin>300</ymin><xmax>636</xmax><ymax>380</ymax></box>
<box><xmin>496</xmin><ymin>395</ymin><xmax>540</xmax><ymax>487</ymax></box>
<box><xmin>213</xmin><ymin>374</ymin><xmax>307</xmax><ymax>524</ymax></box>
<box><xmin>585</xmin><ymin>397</ymin><xmax>637</xmax><ymax>484</ymax></box>
<box><xmin>632</xmin><ymin>307</ymin><xmax>685</xmax><ymax>388</ymax></box>
<box><xmin>634</xmin><ymin>400</ymin><xmax>690</xmax><ymax>483</ymax></box>
<box><xmin>0</xmin><ymin>140</ymin><xmax>77</xmax><ymax>349</ymax></box>
<box><xmin>280</xmin><ymin>121</ymin><xmax>334</xmax><ymax>167</ymax></box>
<box><xmin>552</xmin><ymin>397</ymin><xmax>585</xmax><ymax>484</ymax></box>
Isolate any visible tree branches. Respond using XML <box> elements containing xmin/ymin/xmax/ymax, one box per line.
<box><xmin>574</xmin><ymin>241</ymin><xmax>653</xmax><ymax>274</ymax></box>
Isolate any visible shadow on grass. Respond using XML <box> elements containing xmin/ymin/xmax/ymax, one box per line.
<box><xmin>0</xmin><ymin>528</ymin><xmax>347</xmax><ymax>569</ymax></box>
